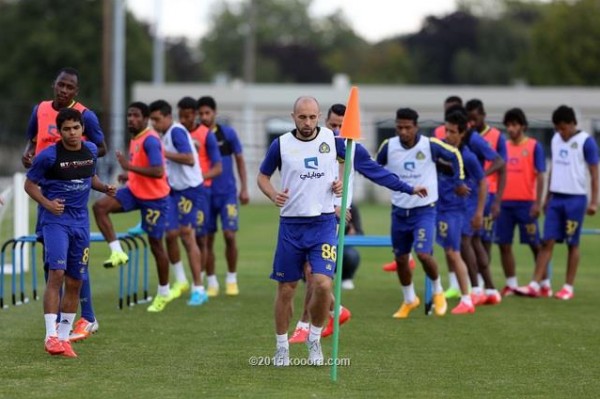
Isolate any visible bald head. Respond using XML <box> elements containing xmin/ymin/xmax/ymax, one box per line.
<box><xmin>293</xmin><ymin>96</ymin><xmax>320</xmax><ymax>113</ymax></box>
<box><xmin>291</xmin><ymin>96</ymin><xmax>321</xmax><ymax>140</ymax></box>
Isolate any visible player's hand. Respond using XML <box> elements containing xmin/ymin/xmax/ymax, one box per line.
<box><xmin>239</xmin><ymin>188</ymin><xmax>250</xmax><ymax>205</ymax></box>
<box><xmin>105</xmin><ymin>184</ymin><xmax>117</xmax><ymax>197</ymax></box>
<box><xmin>117</xmin><ymin>173</ymin><xmax>128</xmax><ymax>184</ymax></box>
<box><xmin>332</xmin><ymin>179</ymin><xmax>343</xmax><ymax>197</ymax></box>
<box><xmin>273</xmin><ymin>188</ymin><xmax>289</xmax><ymax>207</ymax></box>
<box><xmin>46</xmin><ymin>198</ymin><xmax>65</xmax><ymax>216</ymax></box>
<box><xmin>455</xmin><ymin>184</ymin><xmax>470</xmax><ymax>197</ymax></box>
<box><xmin>530</xmin><ymin>202</ymin><xmax>541</xmax><ymax>219</ymax></box>
<box><xmin>116</xmin><ymin>150</ymin><xmax>129</xmax><ymax>170</ymax></box>
<box><xmin>334</xmin><ymin>206</ymin><xmax>352</xmax><ymax>223</ymax></box>
<box><xmin>412</xmin><ymin>186</ymin><xmax>428</xmax><ymax>198</ymax></box>
<box><xmin>0</xmin><ymin>196</ymin><xmax>4</xmax><ymax>206</ymax></box>
<box><xmin>21</xmin><ymin>152</ymin><xmax>34</xmax><ymax>169</ymax></box>
<box><xmin>587</xmin><ymin>203</ymin><xmax>597</xmax><ymax>216</ymax></box>
<box><xmin>471</xmin><ymin>213</ymin><xmax>483</xmax><ymax>230</ymax></box>
<box><xmin>490</xmin><ymin>200</ymin><xmax>501</xmax><ymax>220</ymax></box>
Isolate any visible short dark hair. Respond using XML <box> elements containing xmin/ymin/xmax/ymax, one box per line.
<box><xmin>56</xmin><ymin>67</ymin><xmax>80</xmax><ymax>81</ymax></box>
<box><xmin>129</xmin><ymin>101</ymin><xmax>150</xmax><ymax>118</ymax></box>
<box><xmin>149</xmin><ymin>100</ymin><xmax>172</xmax><ymax>116</ymax></box>
<box><xmin>503</xmin><ymin>108</ymin><xmax>528</xmax><ymax>127</ymax></box>
<box><xmin>177</xmin><ymin>96</ymin><xmax>198</xmax><ymax>110</ymax></box>
<box><xmin>444</xmin><ymin>95</ymin><xmax>462</xmax><ymax>106</ymax></box>
<box><xmin>445</xmin><ymin>104</ymin><xmax>468</xmax><ymax>119</ymax></box>
<box><xmin>465</xmin><ymin>99</ymin><xmax>485</xmax><ymax>114</ymax></box>
<box><xmin>56</xmin><ymin>108</ymin><xmax>82</xmax><ymax>130</ymax></box>
<box><xmin>445</xmin><ymin>109</ymin><xmax>468</xmax><ymax>133</ymax></box>
<box><xmin>197</xmin><ymin>96</ymin><xmax>217</xmax><ymax>111</ymax></box>
<box><xmin>327</xmin><ymin>103</ymin><xmax>346</xmax><ymax>119</ymax></box>
<box><xmin>395</xmin><ymin>108</ymin><xmax>419</xmax><ymax>123</ymax></box>
<box><xmin>552</xmin><ymin>105</ymin><xmax>577</xmax><ymax>125</ymax></box>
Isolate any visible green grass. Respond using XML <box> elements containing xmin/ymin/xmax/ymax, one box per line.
<box><xmin>1</xmin><ymin>203</ymin><xmax>600</xmax><ymax>398</ymax></box>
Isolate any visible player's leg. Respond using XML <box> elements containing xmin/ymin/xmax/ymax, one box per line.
<box><xmin>165</xmin><ymin>193</ymin><xmax>188</xmax><ymax>298</ymax></box>
<box><xmin>341</xmin><ymin>247</ymin><xmax>360</xmax><ymax>290</ymax></box>
<box><xmin>144</xmin><ymin>198</ymin><xmax>173</xmax><ymax>312</ymax></box>
<box><xmin>437</xmin><ymin>212</ymin><xmax>460</xmax><ymax>298</ymax></box>
<box><xmin>496</xmin><ymin>204</ymin><xmax>518</xmax><ymax>296</ymax></box>
<box><xmin>205</xmin><ymin>193</ymin><xmax>219</xmax><ymax>296</ymax></box>
<box><xmin>177</xmin><ymin>187</ymin><xmax>206</xmax><ymax>305</ymax></box>
<box><xmin>93</xmin><ymin>188</ymin><xmax>129</xmax><ymax>267</ymax></box>
<box><xmin>391</xmin><ymin>210</ymin><xmax>420</xmax><ymax>318</ymax></box>
<box><xmin>59</xmin><ymin>274</ymin><xmax>82</xmax><ymax>357</ymax></box>
<box><xmin>446</xmin><ymin>249</ymin><xmax>475</xmax><ymax>314</ymax></box>
<box><xmin>222</xmin><ymin>192</ymin><xmax>240</xmax><ymax>295</ymax></box>
<box><xmin>42</xmin><ymin>225</ymin><xmax>68</xmax><ymax>355</ymax></box>
<box><xmin>289</xmin><ymin>262</ymin><xmax>311</xmax><ymax>344</ymax></box>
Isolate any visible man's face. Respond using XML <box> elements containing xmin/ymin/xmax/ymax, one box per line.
<box><xmin>149</xmin><ymin>111</ymin><xmax>172</xmax><ymax>134</ymax></box>
<box><xmin>178</xmin><ymin>108</ymin><xmax>197</xmax><ymax>131</ymax></box>
<box><xmin>326</xmin><ymin>112</ymin><xmax>344</xmax><ymax>133</ymax></box>
<box><xmin>53</xmin><ymin>72</ymin><xmax>79</xmax><ymax>108</ymax></box>
<box><xmin>554</xmin><ymin>121</ymin><xmax>577</xmax><ymax>141</ymax></box>
<box><xmin>292</xmin><ymin>100</ymin><xmax>320</xmax><ymax>139</ymax></box>
<box><xmin>395</xmin><ymin>119</ymin><xmax>418</xmax><ymax>144</ymax></box>
<box><xmin>127</xmin><ymin>107</ymin><xmax>148</xmax><ymax>134</ymax></box>
<box><xmin>59</xmin><ymin>119</ymin><xmax>83</xmax><ymax>148</ymax></box>
<box><xmin>504</xmin><ymin>121</ymin><xmax>525</xmax><ymax>141</ymax></box>
<box><xmin>467</xmin><ymin>109</ymin><xmax>485</xmax><ymax>131</ymax></box>
<box><xmin>444</xmin><ymin>122</ymin><xmax>463</xmax><ymax>147</ymax></box>
<box><xmin>198</xmin><ymin>106</ymin><xmax>216</xmax><ymax>128</ymax></box>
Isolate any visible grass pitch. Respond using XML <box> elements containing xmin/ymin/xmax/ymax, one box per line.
<box><xmin>1</xmin><ymin>203</ymin><xmax>599</xmax><ymax>398</ymax></box>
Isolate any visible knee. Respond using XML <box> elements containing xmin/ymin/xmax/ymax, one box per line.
<box><xmin>415</xmin><ymin>252</ymin><xmax>431</xmax><ymax>264</ymax></box>
<box><xmin>277</xmin><ymin>282</ymin><xmax>297</xmax><ymax>302</ymax></box>
<box><xmin>223</xmin><ymin>231</ymin><xmax>236</xmax><ymax>245</ymax></box>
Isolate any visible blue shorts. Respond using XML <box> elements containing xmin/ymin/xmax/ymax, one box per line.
<box><xmin>207</xmin><ymin>191</ymin><xmax>239</xmax><ymax>233</ymax></box>
<box><xmin>543</xmin><ymin>193</ymin><xmax>587</xmax><ymax>246</ymax></box>
<box><xmin>436</xmin><ymin>209</ymin><xmax>463</xmax><ymax>251</ymax></box>
<box><xmin>42</xmin><ymin>223</ymin><xmax>89</xmax><ymax>280</ymax></box>
<box><xmin>495</xmin><ymin>201</ymin><xmax>540</xmax><ymax>245</ymax></box>
<box><xmin>195</xmin><ymin>186</ymin><xmax>211</xmax><ymax>237</ymax></box>
<box><xmin>479</xmin><ymin>193</ymin><xmax>496</xmax><ymax>242</ymax></box>
<box><xmin>461</xmin><ymin>200</ymin><xmax>477</xmax><ymax>237</ymax></box>
<box><xmin>115</xmin><ymin>187</ymin><xmax>169</xmax><ymax>239</ymax></box>
<box><xmin>166</xmin><ymin>185</ymin><xmax>205</xmax><ymax>231</ymax></box>
<box><xmin>271</xmin><ymin>214</ymin><xmax>337</xmax><ymax>282</ymax></box>
<box><xmin>391</xmin><ymin>204</ymin><xmax>436</xmax><ymax>256</ymax></box>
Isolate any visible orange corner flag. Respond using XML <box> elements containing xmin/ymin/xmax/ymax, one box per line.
<box><xmin>339</xmin><ymin>86</ymin><xmax>361</xmax><ymax>140</ymax></box>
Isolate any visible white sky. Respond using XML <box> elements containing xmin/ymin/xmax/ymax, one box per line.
<box><xmin>127</xmin><ymin>0</ymin><xmax>457</xmax><ymax>43</ymax></box>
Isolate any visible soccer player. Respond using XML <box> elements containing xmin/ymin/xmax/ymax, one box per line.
<box><xmin>93</xmin><ymin>102</ymin><xmax>173</xmax><ymax>312</ymax></box>
<box><xmin>22</xmin><ymin>67</ymin><xmax>108</xmax><ymax>342</ymax></box>
<box><xmin>24</xmin><ymin>108</ymin><xmax>114</xmax><ymax>357</ymax></box>
<box><xmin>496</xmin><ymin>108</ymin><xmax>548</xmax><ymax>296</ymax></box>
<box><xmin>517</xmin><ymin>105</ymin><xmax>598</xmax><ymax>300</ymax></box>
<box><xmin>377</xmin><ymin>108</ymin><xmax>467</xmax><ymax>318</ymax></box>
<box><xmin>289</xmin><ymin>104</ymin><xmax>426</xmax><ymax>344</ymax></box>
<box><xmin>149</xmin><ymin>100</ymin><xmax>208</xmax><ymax>306</ymax></box>
<box><xmin>198</xmin><ymin>96</ymin><xmax>249</xmax><ymax>297</ymax></box>
<box><xmin>177</xmin><ymin>97</ymin><xmax>223</xmax><ymax>281</ymax></box>
<box><xmin>433</xmin><ymin>95</ymin><xmax>464</xmax><ymax>140</ymax></box>
<box><xmin>465</xmin><ymin>99</ymin><xmax>506</xmax><ymax>303</ymax></box>
<box><xmin>437</xmin><ymin>109</ymin><xmax>487</xmax><ymax>314</ymax></box>
<box><xmin>258</xmin><ymin>96</ymin><xmax>344</xmax><ymax>366</ymax></box>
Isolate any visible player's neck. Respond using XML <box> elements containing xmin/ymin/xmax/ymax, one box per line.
<box><xmin>52</xmin><ymin>99</ymin><xmax>76</xmax><ymax>111</ymax></box>
<box><xmin>510</xmin><ymin>134</ymin><xmax>527</xmax><ymax>145</ymax></box>
<box><xmin>62</xmin><ymin>140</ymin><xmax>82</xmax><ymax>151</ymax></box>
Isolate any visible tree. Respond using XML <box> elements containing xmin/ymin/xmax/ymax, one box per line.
<box><xmin>525</xmin><ymin>0</ymin><xmax>600</xmax><ymax>85</ymax></box>
<box><xmin>199</xmin><ymin>0</ymin><xmax>366</xmax><ymax>83</ymax></box>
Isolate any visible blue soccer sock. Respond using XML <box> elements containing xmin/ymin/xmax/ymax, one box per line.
<box><xmin>79</xmin><ymin>277</ymin><xmax>96</xmax><ymax>322</ymax></box>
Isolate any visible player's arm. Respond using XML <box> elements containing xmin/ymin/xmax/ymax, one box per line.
<box><xmin>82</xmin><ymin>110</ymin><xmax>107</xmax><ymax>157</ymax></box>
<box><xmin>375</xmin><ymin>139</ymin><xmax>389</xmax><ymax>166</ymax></box>
<box><xmin>491</xmin><ymin>135</ymin><xmax>508</xmax><ymax>218</ymax></box>
<box><xmin>354</xmin><ymin>143</ymin><xmax>416</xmax><ymax>195</ymax></box>
<box><xmin>430</xmin><ymin>137</ymin><xmax>465</xmax><ymax>181</ymax></box>
<box><xmin>92</xmin><ymin>175</ymin><xmax>117</xmax><ymax>196</ymax></box>
<box><xmin>531</xmin><ymin>141</ymin><xmax>546</xmax><ymax>218</ymax></box>
<box><xmin>203</xmin><ymin>132</ymin><xmax>223</xmax><ymax>180</ymax></box>
<box><xmin>229</xmin><ymin>129</ymin><xmax>249</xmax><ymax>204</ymax></box>
<box><xmin>584</xmin><ymin>136</ymin><xmax>599</xmax><ymax>215</ymax></box>
<box><xmin>22</xmin><ymin>106</ymin><xmax>39</xmax><ymax>168</ymax></box>
<box><xmin>24</xmin><ymin>150</ymin><xmax>64</xmax><ymax>215</ymax></box>
<box><xmin>117</xmin><ymin>136</ymin><xmax>164</xmax><ymax>178</ymax></box>
<box><xmin>165</xmin><ymin>127</ymin><xmax>195</xmax><ymax>166</ymax></box>
<box><xmin>473</xmin><ymin>177</ymin><xmax>488</xmax><ymax>230</ymax></box>
<box><xmin>257</xmin><ymin>138</ymin><xmax>287</xmax><ymax>206</ymax></box>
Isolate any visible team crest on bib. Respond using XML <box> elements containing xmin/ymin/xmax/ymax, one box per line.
<box><xmin>522</xmin><ymin>149</ymin><xmax>529</xmax><ymax>157</ymax></box>
<box><xmin>416</xmin><ymin>151</ymin><xmax>426</xmax><ymax>160</ymax></box>
<box><xmin>135</xmin><ymin>144</ymin><xmax>140</xmax><ymax>153</ymax></box>
<box><xmin>571</xmin><ymin>142</ymin><xmax>578</xmax><ymax>149</ymax></box>
<box><xmin>319</xmin><ymin>142</ymin><xmax>330</xmax><ymax>153</ymax></box>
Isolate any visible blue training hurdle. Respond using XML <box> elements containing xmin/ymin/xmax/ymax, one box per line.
<box><xmin>1</xmin><ymin>230</ymin><xmax>149</xmax><ymax>310</ymax></box>
<box><xmin>345</xmin><ymin>235</ymin><xmax>434</xmax><ymax>315</ymax></box>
